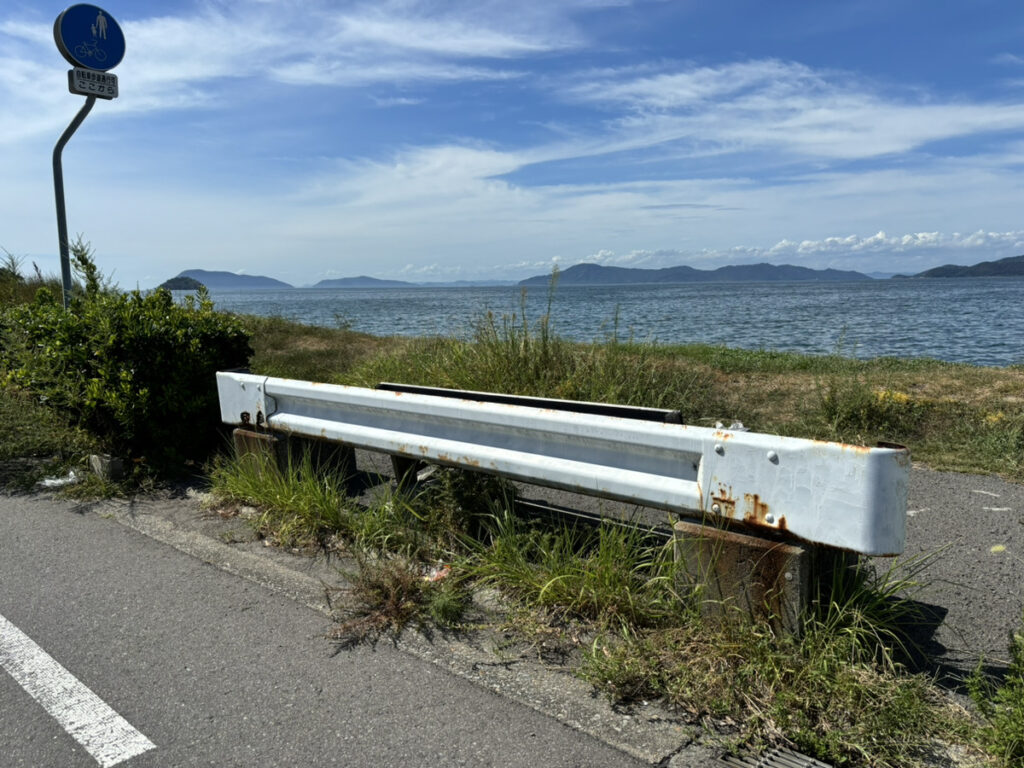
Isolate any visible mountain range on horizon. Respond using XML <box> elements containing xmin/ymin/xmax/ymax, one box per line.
<box><xmin>517</xmin><ymin>262</ymin><xmax>870</xmax><ymax>286</ymax></box>
<box><xmin>162</xmin><ymin>253</ymin><xmax>1024</xmax><ymax>290</ymax></box>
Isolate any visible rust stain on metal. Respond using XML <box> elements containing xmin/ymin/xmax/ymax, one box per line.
<box><xmin>812</xmin><ymin>438</ymin><xmax>872</xmax><ymax>454</ymax></box>
<box><xmin>710</xmin><ymin>483</ymin><xmax>736</xmax><ymax>517</ymax></box>
<box><xmin>419</xmin><ymin>445</ymin><xmax>430</xmax><ymax>455</ymax></box>
<box><xmin>712</xmin><ymin>430</ymin><xmax>735</xmax><ymax>441</ymax></box>
<box><xmin>462</xmin><ymin>456</ymin><xmax>481</xmax><ymax>467</ymax></box>
<box><xmin>743</xmin><ymin>493</ymin><xmax>771</xmax><ymax>526</ymax></box>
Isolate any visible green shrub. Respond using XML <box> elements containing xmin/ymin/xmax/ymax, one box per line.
<box><xmin>0</xmin><ymin>242</ymin><xmax>252</xmax><ymax>469</ymax></box>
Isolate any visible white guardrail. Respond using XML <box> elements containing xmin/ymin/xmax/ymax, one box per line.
<box><xmin>216</xmin><ymin>372</ymin><xmax>909</xmax><ymax>556</ymax></box>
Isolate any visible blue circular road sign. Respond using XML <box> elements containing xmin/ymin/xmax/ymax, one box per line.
<box><xmin>54</xmin><ymin>4</ymin><xmax>125</xmax><ymax>72</ymax></box>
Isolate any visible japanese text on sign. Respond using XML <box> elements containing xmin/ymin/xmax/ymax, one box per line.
<box><xmin>68</xmin><ymin>67</ymin><xmax>118</xmax><ymax>99</ymax></box>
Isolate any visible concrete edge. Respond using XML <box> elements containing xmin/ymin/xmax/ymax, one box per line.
<box><xmin>99</xmin><ymin>497</ymin><xmax>701</xmax><ymax>766</ymax></box>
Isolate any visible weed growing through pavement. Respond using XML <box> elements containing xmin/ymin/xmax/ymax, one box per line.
<box><xmin>328</xmin><ymin>554</ymin><xmax>471</xmax><ymax>646</ymax></box>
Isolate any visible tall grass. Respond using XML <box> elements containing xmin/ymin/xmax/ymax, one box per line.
<box><xmin>0</xmin><ymin>250</ymin><xmax>63</xmax><ymax>308</ymax></box>
<box><xmin>341</xmin><ymin>289</ymin><xmax>719</xmax><ymax>422</ymax></box>
<box><xmin>207</xmin><ymin>446</ymin><xmax>353</xmax><ymax>548</ymax></box>
<box><xmin>470</xmin><ymin>511</ymin><xmax>686</xmax><ymax>630</ymax></box>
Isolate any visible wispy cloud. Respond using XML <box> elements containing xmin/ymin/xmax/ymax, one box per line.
<box><xmin>0</xmin><ymin>0</ymin><xmax>582</xmax><ymax>137</ymax></box>
<box><xmin>371</xmin><ymin>95</ymin><xmax>426</xmax><ymax>107</ymax></box>
<box><xmin>994</xmin><ymin>53</ymin><xmax>1024</xmax><ymax>66</ymax></box>
<box><xmin>556</xmin><ymin>59</ymin><xmax>1024</xmax><ymax>163</ymax></box>
<box><xmin>329</xmin><ymin>12</ymin><xmax>564</xmax><ymax>58</ymax></box>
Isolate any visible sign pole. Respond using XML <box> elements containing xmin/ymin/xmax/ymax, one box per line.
<box><xmin>51</xmin><ymin>3</ymin><xmax>125</xmax><ymax>309</ymax></box>
<box><xmin>52</xmin><ymin>94</ymin><xmax>96</xmax><ymax>309</ymax></box>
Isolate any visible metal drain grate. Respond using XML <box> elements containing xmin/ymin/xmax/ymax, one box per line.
<box><xmin>721</xmin><ymin>747</ymin><xmax>833</xmax><ymax>768</ymax></box>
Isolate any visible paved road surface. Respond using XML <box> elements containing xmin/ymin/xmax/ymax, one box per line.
<box><xmin>0</xmin><ymin>492</ymin><xmax>649</xmax><ymax>768</ymax></box>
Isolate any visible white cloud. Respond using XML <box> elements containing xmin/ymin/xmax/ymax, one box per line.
<box><xmin>372</xmin><ymin>95</ymin><xmax>426</xmax><ymax>107</ymax></box>
<box><xmin>330</xmin><ymin>14</ymin><xmax>561</xmax><ymax>58</ymax></box>
<box><xmin>0</xmin><ymin>0</ymin><xmax>574</xmax><ymax>138</ymax></box>
<box><xmin>557</xmin><ymin>59</ymin><xmax>1024</xmax><ymax>163</ymax></box>
<box><xmin>994</xmin><ymin>53</ymin><xmax>1024</xmax><ymax>66</ymax></box>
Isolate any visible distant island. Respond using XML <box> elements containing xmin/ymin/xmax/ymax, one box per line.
<box><xmin>313</xmin><ymin>276</ymin><xmax>414</xmax><ymax>288</ymax></box>
<box><xmin>158</xmin><ymin>275</ymin><xmax>205</xmax><ymax>291</ymax></box>
<box><xmin>171</xmin><ymin>269</ymin><xmax>293</xmax><ymax>289</ymax></box>
<box><xmin>310</xmin><ymin>277</ymin><xmax>518</xmax><ymax>288</ymax></box>
<box><xmin>896</xmin><ymin>253</ymin><xmax>1024</xmax><ymax>279</ymax></box>
<box><xmin>518</xmin><ymin>262</ymin><xmax>871</xmax><ymax>286</ymax></box>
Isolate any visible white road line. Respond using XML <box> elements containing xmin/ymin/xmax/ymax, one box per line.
<box><xmin>0</xmin><ymin>613</ymin><xmax>155</xmax><ymax>767</ymax></box>
<box><xmin>972</xmin><ymin>489</ymin><xmax>1001</xmax><ymax>497</ymax></box>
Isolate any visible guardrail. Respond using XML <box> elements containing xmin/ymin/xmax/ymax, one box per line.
<box><xmin>216</xmin><ymin>372</ymin><xmax>909</xmax><ymax>556</ymax></box>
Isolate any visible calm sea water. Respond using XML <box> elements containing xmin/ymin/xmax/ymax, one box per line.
<box><xmin>185</xmin><ymin>278</ymin><xmax>1024</xmax><ymax>367</ymax></box>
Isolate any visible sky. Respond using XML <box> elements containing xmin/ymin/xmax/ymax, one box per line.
<box><xmin>3</xmin><ymin>1</ymin><xmax>1024</xmax><ymax>289</ymax></box>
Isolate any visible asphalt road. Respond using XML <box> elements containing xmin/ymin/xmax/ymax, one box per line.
<box><xmin>0</xmin><ymin>492</ymin><xmax>647</xmax><ymax>768</ymax></box>
<box><xmin>901</xmin><ymin>466</ymin><xmax>1024</xmax><ymax>670</ymax></box>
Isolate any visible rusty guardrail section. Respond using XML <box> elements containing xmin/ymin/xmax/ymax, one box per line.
<box><xmin>216</xmin><ymin>372</ymin><xmax>909</xmax><ymax>556</ymax></box>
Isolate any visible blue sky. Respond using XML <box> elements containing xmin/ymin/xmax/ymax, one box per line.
<box><xmin>3</xmin><ymin>0</ymin><xmax>1024</xmax><ymax>288</ymax></box>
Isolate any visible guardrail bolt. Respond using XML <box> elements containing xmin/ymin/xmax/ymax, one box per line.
<box><xmin>714</xmin><ymin>443</ymin><xmax>725</xmax><ymax>455</ymax></box>
<box><xmin>767</xmin><ymin>450</ymin><xmax>779</xmax><ymax>463</ymax></box>
<box><xmin>711</xmin><ymin>503</ymin><xmax>722</xmax><ymax>514</ymax></box>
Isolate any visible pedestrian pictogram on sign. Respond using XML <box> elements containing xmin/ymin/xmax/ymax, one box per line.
<box><xmin>53</xmin><ymin>4</ymin><xmax>125</xmax><ymax>72</ymax></box>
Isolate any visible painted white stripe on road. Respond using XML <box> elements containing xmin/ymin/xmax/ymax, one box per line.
<box><xmin>0</xmin><ymin>613</ymin><xmax>155</xmax><ymax>767</ymax></box>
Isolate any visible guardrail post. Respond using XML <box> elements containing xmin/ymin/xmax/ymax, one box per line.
<box><xmin>674</xmin><ymin>521</ymin><xmax>864</xmax><ymax>636</ymax></box>
<box><xmin>232</xmin><ymin>428</ymin><xmax>286</xmax><ymax>469</ymax></box>
<box><xmin>390</xmin><ymin>456</ymin><xmax>424</xmax><ymax>490</ymax></box>
<box><xmin>674</xmin><ymin>520</ymin><xmax>811</xmax><ymax>636</ymax></box>
<box><xmin>287</xmin><ymin>436</ymin><xmax>357</xmax><ymax>485</ymax></box>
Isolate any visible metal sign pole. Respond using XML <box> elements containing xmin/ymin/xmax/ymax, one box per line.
<box><xmin>51</xmin><ymin>3</ymin><xmax>126</xmax><ymax>309</ymax></box>
<box><xmin>52</xmin><ymin>94</ymin><xmax>96</xmax><ymax>309</ymax></box>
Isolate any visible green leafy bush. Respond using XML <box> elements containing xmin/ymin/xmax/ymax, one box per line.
<box><xmin>0</xmin><ymin>243</ymin><xmax>251</xmax><ymax>469</ymax></box>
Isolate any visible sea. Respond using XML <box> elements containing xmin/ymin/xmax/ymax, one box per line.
<box><xmin>183</xmin><ymin>277</ymin><xmax>1024</xmax><ymax>368</ymax></box>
